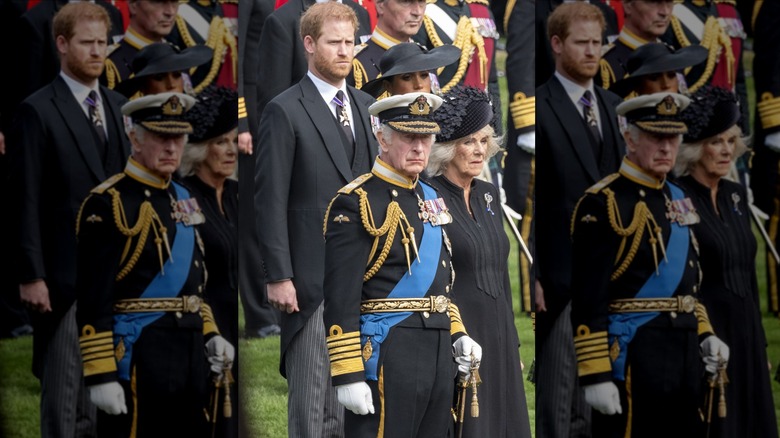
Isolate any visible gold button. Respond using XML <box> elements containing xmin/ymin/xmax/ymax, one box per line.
<box><xmin>445</xmin><ymin>285</ymin><xmax>450</xmax><ymax>293</ymax></box>
<box><xmin>423</xmin><ymin>311</ymin><xmax>430</xmax><ymax>318</ymax></box>
<box><xmin>198</xmin><ymin>285</ymin><xmax>203</xmax><ymax>293</ymax></box>
<box><xmin>693</xmin><ymin>285</ymin><xmax>698</xmax><ymax>293</ymax></box>
<box><xmin>195</xmin><ymin>260</ymin><xmax>200</xmax><ymax>268</ymax></box>
<box><xmin>689</xmin><ymin>260</ymin><xmax>694</xmax><ymax>267</ymax></box>
<box><xmin>639</xmin><ymin>189</ymin><xmax>645</xmax><ymax>198</ymax></box>
<box><xmin>442</xmin><ymin>260</ymin><xmax>446</xmax><ymax>267</ymax></box>
<box><xmin>175</xmin><ymin>311</ymin><xmax>183</xmax><ymax>319</ymax></box>
<box><xmin>392</xmin><ymin>190</ymin><xmax>398</xmax><ymax>198</ymax></box>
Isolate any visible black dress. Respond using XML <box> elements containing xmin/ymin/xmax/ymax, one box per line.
<box><xmin>678</xmin><ymin>175</ymin><xmax>778</xmax><ymax>438</ymax></box>
<box><xmin>430</xmin><ymin>175</ymin><xmax>532</xmax><ymax>437</ymax></box>
<box><xmin>183</xmin><ymin>175</ymin><xmax>239</xmax><ymax>438</ymax></box>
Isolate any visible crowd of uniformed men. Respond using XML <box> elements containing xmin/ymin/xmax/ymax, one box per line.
<box><xmin>1</xmin><ymin>0</ymin><xmax>780</xmax><ymax>437</ymax></box>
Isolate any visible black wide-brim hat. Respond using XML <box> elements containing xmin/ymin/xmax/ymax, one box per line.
<box><xmin>115</xmin><ymin>43</ymin><xmax>213</xmax><ymax>98</ymax></box>
<box><xmin>680</xmin><ymin>85</ymin><xmax>741</xmax><ymax>143</ymax></box>
<box><xmin>611</xmin><ymin>43</ymin><xmax>707</xmax><ymax>97</ymax></box>
<box><xmin>361</xmin><ymin>43</ymin><xmax>461</xmax><ymax>98</ymax></box>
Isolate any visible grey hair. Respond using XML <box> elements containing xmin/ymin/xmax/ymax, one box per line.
<box><xmin>179</xmin><ymin>140</ymin><xmax>210</xmax><ymax>177</ymax></box>
<box><xmin>674</xmin><ymin>124</ymin><xmax>748</xmax><ymax>177</ymax></box>
<box><xmin>375</xmin><ymin>123</ymin><xmax>436</xmax><ymax>157</ymax></box>
<box><xmin>427</xmin><ymin>124</ymin><xmax>502</xmax><ymax>177</ymax></box>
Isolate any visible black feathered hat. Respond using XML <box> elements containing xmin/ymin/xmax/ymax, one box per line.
<box><xmin>432</xmin><ymin>86</ymin><xmax>494</xmax><ymax>143</ymax></box>
<box><xmin>185</xmin><ymin>85</ymin><xmax>238</xmax><ymax>143</ymax></box>
<box><xmin>680</xmin><ymin>85</ymin><xmax>740</xmax><ymax>143</ymax></box>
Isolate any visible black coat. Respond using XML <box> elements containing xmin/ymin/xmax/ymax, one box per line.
<box><xmin>254</xmin><ymin>74</ymin><xmax>378</xmax><ymax>376</ymax></box>
<box><xmin>8</xmin><ymin>76</ymin><xmax>130</xmax><ymax>351</ymax></box>
<box><xmin>535</xmin><ymin>75</ymin><xmax>624</xmax><ymax>338</ymax></box>
<box><xmin>255</xmin><ymin>0</ymin><xmax>372</xmax><ymax>112</ymax></box>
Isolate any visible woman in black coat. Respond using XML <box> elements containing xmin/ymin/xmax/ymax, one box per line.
<box><xmin>675</xmin><ymin>86</ymin><xmax>778</xmax><ymax>438</ymax></box>
<box><xmin>427</xmin><ymin>86</ymin><xmax>532</xmax><ymax>437</ymax></box>
<box><xmin>180</xmin><ymin>85</ymin><xmax>239</xmax><ymax>438</ymax></box>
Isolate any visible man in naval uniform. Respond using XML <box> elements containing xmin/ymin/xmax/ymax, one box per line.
<box><xmin>323</xmin><ymin>92</ymin><xmax>482</xmax><ymax>437</ymax></box>
<box><xmin>102</xmin><ymin>0</ymin><xmax>181</xmax><ymax>90</ymax></box>
<box><xmin>570</xmin><ymin>92</ymin><xmax>729</xmax><ymax>437</ymax></box>
<box><xmin>348</xmin><ymin>0</ymin><xmax>427</xmax><ymax>90</ymax></box>
<box><xmin>75</xmin><ymin>92</ymin><xmax>235</xmax><ymax>437</ymax></box>
<box><xmin>599</xmin><ymin>0</ymin><xmax>675</xmax><ymax>91</ymax></box>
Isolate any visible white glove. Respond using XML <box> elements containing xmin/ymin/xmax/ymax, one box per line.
<box><xmin>766</xmin><ymin>132</ymin><xmax>780</xmax><ymax>153</ymax></box>
<box><xmin>700</xmin><ymin>335</ymin><xmax>730</xmax><ymax>374</ymax></box>
<box><xmin>336</xmin><ymin>381</ymin><xmax>375</xmax><ymax>415</ymax></box>
<box><xmin>517</xmin><ymin>131</ymin><xmax>536</xmax><ymax>155</ymax></box>
<box><xmin>583</xmin><ymin>381</ymin><xmax>622</xmax><ymax>415</ymax></box>
<box><xmin>89</xmin><ymin>382</ymin><xmax>127</xmax><ymax>415</ymax></box>
<box><xmin>205</xmin><ymin>335</ymin><xmax>235</xmax><ymax>374</ymax></box>
<box><xmin>452</xmin><ymin>336</ymin><xmax>483</xmax><ymax>377</ymax></box>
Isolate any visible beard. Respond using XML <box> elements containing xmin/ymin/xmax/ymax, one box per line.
<box><xmin>312</xmin><ymin>52</ymin><xmax>351</xmax><ymax>84</ymax></box>
<box><xmin>560</xmin><ymin>53</ymin><xmax>599</xmax><ymax>84</ymax></box>
<box><xmin>67</xmin><ymin>55</ymin><xmax>104</xmax><ymax>83</ymax></box>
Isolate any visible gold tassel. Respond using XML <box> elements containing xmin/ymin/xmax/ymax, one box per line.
<box><xmin>407</xmin><ymin>226</ymin><xmax>420</xmax><ymax>262</ymax></box>
<box><xmin>402</xmin><ymin>237</ymin><xmax>412</xmax><ymax>275</ymax></box>
<box><xmin>155</xmin><ymin>237</ymin><xmax>165</xmax><ymax>275</ymax></box>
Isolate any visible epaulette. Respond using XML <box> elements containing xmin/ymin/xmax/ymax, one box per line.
<box><xmin>353</xmin><ymin>43</ymin><xmax>368</xmax><ymax>57</ymax></box>
<box><xmin>601</xmin><ymin>42</ymin><xmax>616</xmax><ymax>56</ymax></box>
<box><xmin>338</xmin><ymin>173</ymin><xmax>373</xmax><ymax>194</ymax></box>
<box><xmin>91</xmin><ymin>173</ymin><xmax>125</xmax><ymax>194</ymax></box>
<box><xmin>585</xmin><ymin>173</ymin><xmax>620</xmax><ymax>194</ymax></box>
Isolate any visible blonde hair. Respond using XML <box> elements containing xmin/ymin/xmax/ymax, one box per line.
<box><xmin>674</xmin><ymin>124</ymin><xmax>748</xmax><ymax>177</ymax></box>
<box><xmin>427</xmin><ymin>124</ymin><xmax>502</xmax><ymax>177</ymax></box>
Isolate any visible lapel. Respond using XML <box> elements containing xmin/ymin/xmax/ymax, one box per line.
<box><xmin>546</xmin><ymin>77</ymin><xmax>600</xmax><ymax>182</ymax></box>
<box><xmin>595</xmin><ymin>87</ymin><xmax>624</xmax><ymax>160</ymax></box>
<box><xmin>100</xmin><ymin>87</ymin><xmax>130</xmax><ymax>156</ymax></box>
<box><xmin>51</xmin><ymin>76</ymin><xmax>106</xmax><ymax>182</ymax></box>
<box><xmin>299</xmin><ymin>76</ymin><xmax>354</xmax><ymax>182</ymax></box>
<box><xmin>347</xmin><ymin>87</ymin><xmax>377</xmax><ymax>166</ymax></box>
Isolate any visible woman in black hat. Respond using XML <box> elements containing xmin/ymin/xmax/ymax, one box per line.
<box><xmin>360</xmin><ymin>42</ymin><xmax>460</xmax><ymax>99</ymax></box>
<box><xmin>179</xmin><ymin>85</ymin><xmax>239</xmax><ymax>438</ymax></box>
<box><xmin>116</xmin><ymin>42</ymin><xmax>213</xmax><ymax>99</ymax></box>
<box><xmin>427</xmin><ymin>86</ymin><xmax>532</xmax><ymax>437</ymax></box>
<box><xmin>611</xmin><ymin>43</ymin><xmax>707</xmax><ymax>99</ymax></box>
<box><xmin>675</xmin><ymin>86</ymin><xmax>778</xmax><ymax>438</ymax></box>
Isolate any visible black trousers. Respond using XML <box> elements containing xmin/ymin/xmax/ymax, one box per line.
<box><xmin>345</xmin><ymin>326</ymin><xmax>456</xmax><ymax>438</ymax></box>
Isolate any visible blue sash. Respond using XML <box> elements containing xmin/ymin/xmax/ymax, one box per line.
<box><xmin>608</xmin><ymin>182</ymin><xmax>688</xmax><ymax>381</ymax></box>
<box><xmin>360</xmin><ymin>182</ymin><xmax>442</xmax><ymax>380</ymax></box>
<box><xmin>113</xmin><ymin>182</ymin><xmax>195</xmax><ymax>380</ymax></box>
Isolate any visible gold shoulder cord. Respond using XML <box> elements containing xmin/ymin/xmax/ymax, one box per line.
<box><xmin>104</xmin><ymin>59</ymin><xmax>120</xmax><ymax>90</ymax></box>
<box><xmin>424</xmin><ymin>15</ymin><xmax>487</xmax><ymax>93</ymax></box>
<box><xmin>352</xmin><ymin>59</ymin><xmax>367</xmax><ymax>89</ymax></box>
<box><xmin>671</xmin><ymin>16</ymin><xmax>734</xmax><ymax>93</ymax></box>
<box><xmin>356</xmin><ymin>188</ymin><xmax>418</xmax><ymax>281</ymax></box>
<box><xmin>601</xmin><ymin>188</ymin><xmax>666</xmax><ymax>281</ymax></box>
<box><xmin>176</xmin><ymin>15</ymin><xmax>237</xmax><ymax>93</ymax></box>
<box><xmin>599</xmin><ymin>59</ymin><xmax>615</xmax><ymax>90</ymax></box>
<box><xmin>108</xmin><ymin>188</ymin><xmax>171</xmax><ymax>280</ymax></box>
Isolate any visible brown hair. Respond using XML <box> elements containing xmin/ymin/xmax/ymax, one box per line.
<box><xmin>547</xmin><ymin>2</ymin><xmax>605</xmax><ymax>42</ymax></box>
<box><xmin>53</xmin><ymin>2</ymin><xmax>111</xmax><ymax>42</ymax></box>
<box><xmin>300</xmin><ymin>1</ymin><xmax>358</xmax><ymax>42</ymax></box>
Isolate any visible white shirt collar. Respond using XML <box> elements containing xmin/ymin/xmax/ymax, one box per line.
<box><xmin>554</xmin><ymin>70</ymin><xmax>596</xmax><ymax>109</ymax></box>
<box><xmin>60</xmin><ymin>71</ymin><xmax>100</xmax><ymax>108</ymax></box>
<box><xmin>307</xmin><ymin>71</ymin><xmax>349</xmax><ymax>108</ymax></box>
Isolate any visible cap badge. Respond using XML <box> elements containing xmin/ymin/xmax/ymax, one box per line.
<box><xmin>162</xmin><ymin>95</ymin><xmax>184</xmax><ymax>116</ymax></box>
<box><xmin>408</xmin><ymin>95</ymin><xmax>431</xmax><ymax>116</ymax></box>
<box><xmin>656</xmin><ymin>95</ymin><xmax>678</xmax><ymax>116</ymax></box>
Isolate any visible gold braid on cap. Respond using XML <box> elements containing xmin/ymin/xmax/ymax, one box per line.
<box><xmin>671</xmin><ymin>16</ymin><xmax>734</xmax><ymax>93</ymax></box>
<box><xmin>356</xmin><ymin>188</ymin><xmax>418</xmax><ymax>281</ymax></box>
<box><xmin>424</xmin><ymin>15</ymin><xmax>487</xmax><ymax>93</ymax></box>
<box><xmin>601</xmin><ymin>188</ymin><xmax>666</xmax><ymax>281</ymax></box>
<box><xmin>108</xmin><ymin>188</ymin><xmax>171</xmax><ymax>280</ymax></box>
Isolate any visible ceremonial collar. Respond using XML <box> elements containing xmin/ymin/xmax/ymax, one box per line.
<box><xmin>619</xmin><ymin>158</ymin><xmax>665</xmax><ymax>189</ymax></box>
<box><xmin>617</xmin><ymin>27</ymin><xmax>653</xmax><ymax>50</ymax></box>
<box><xmin>372</xmin><ymin>158</ymin><xmax>418</xmax><ymax>189</ymax></box>
<box><xmin>123</xmin><ymin>26</ymin><xmax>157</xmax><ymax>50</ymax></box>
<box><xmin>370</xmin><ymin>27</ymin><xmax>407</xmax><ymax>50</ymax></box>
<box><xmin>124</xmin><ymin>157</ymin><xmax>171</xmax><ymax>189</ymax></box>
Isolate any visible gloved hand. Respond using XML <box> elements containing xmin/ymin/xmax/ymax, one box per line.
<box><xmin>452</xmin><ymin>336</ymin><xmax>482</xmax><ymax>378</ymax></box>
<box><xmin>766</xmin><ymin>132</ymin><xmax>780</xmax><ymax>153</ymax></box>
<box><xmin>89</xmin><ymin>382</ymin><xmax>127</xmax><ymax>415</ymax></box>
<box><xmin>205</xmin><ymin>335</ymin><xmax>235</xmax><ymax>374</ymax></box>
<box><xmin>700</xmin><ymin>335</ymin><xmax>730</xmax><ymax>374</ymax></box>
<box><xmin>336</xmin><ymin>381</ymin><xmax>375</xmax><ymax>415</ymax></box>
<box><xmin>583</xmin><ymin>381</ymin><xmax>622</xmax><ymax>415</ymax></box>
